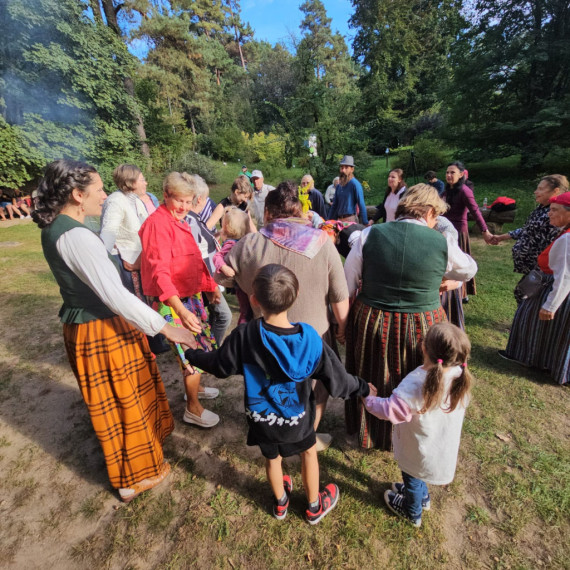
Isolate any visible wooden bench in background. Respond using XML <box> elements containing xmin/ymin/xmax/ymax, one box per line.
<box><xmin>468</xmin><ymin>207</ymin><xmax>517</xmax><ymax>235</ymax></box>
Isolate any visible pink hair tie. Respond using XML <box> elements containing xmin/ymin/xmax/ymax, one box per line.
<box><xmin>461</xmin><ymin>362</ymin><xmax>467</xmax><ymax>368</ymax></box>
<box><xmin>437</xmin><ymin>359</ymin><xmax>443</xmax><ymax>364</ymax></box>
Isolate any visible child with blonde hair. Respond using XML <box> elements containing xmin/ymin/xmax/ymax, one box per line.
<box><xmin>214</xmin><ymin>206</ymin><xmax>253</xmax><ymax>324</ymax></box>
<box><xmin>363</xmin><ymin>322</ymin><xmax>472</xmax><ymax>527</ymax></box>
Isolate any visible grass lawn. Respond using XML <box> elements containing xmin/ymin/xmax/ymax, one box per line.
<box><xmin>0</xmin><ymin>163</ymin><xmax>568</xmax><ymax>569</ymax></box>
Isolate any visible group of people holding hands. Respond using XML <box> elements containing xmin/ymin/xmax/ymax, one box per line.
<box><xmin>32</xmin><ymin>156</ymin><xmax>568</xmax><ymax>527</ymax></box>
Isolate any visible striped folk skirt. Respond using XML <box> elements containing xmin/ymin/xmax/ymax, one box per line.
<box><xmin>63</xmin><ymin>315</ymin><xmax>174</xmax><ymax>489</ymax></box>
<box><xmin>440</xmin><ymin>288</ymin><xmax>465</xmax><ymax>330</ymax></box>
<box><xmin>458</xmin><ymin>230</ymin><xmax>476</xmax><ymax>297</ymax></box>
<box><xmin>505</xmin><ymin>277</ymin><xmax>569</xmax><ymax>385</ymax></box>
<box><xmin>345</xmin><ymin>300</ymin><xmax>447</xmax><ymax>450</ymax></box>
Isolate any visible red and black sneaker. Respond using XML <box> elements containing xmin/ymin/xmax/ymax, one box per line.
<box><xmin>273</xmin><ymin>475</ymin><xmax>293</xmax><ymax>520</ymax></box>
<box><xmin>305</xmin><ymin>483</ymin><xmax>339</xmax><ymax>525</ymax></box>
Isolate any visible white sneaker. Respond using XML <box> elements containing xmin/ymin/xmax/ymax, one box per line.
<box><xmin>183</xmin><ymin>408</ymin><xmax>220</xmax><ymax>428</ymax></box>
<box><xmin>184</xmin><ymin>387</ymin><xmax>220</xmax><ymax>401</ymax></box>
<box><xmin>315</xmin><ymin>433</ymin><xmax>333</xmax><ymax>452</ymax></box>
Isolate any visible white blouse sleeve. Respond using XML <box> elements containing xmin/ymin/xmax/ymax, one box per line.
<box><xmin>344</xmin><ymin>226</ymin><xmax>371</xmax><ymax>297</ymax></box>
<box><xmin>443</xmin><ymin>233</ymin><xmax>478</xmax><ymax>282</ymax></box>
<box><xmin>99</xmin><ymin>197</ymin><xmax>122</xmax><ymax>255</ymax></box>
<box><xmin>56</xmin><ymin>227</ymin><xmax>166</xmax><ymax>336</ymax></box>
<box><xmin>542</xmin><ymin>234</ymin><xmax>570</xmax><ymax>313</ymax></box>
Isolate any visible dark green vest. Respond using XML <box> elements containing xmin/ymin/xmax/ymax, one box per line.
<box><xmin>358</xmin><ymin>222</ymin><xmax>448</xmax><ymax>312</ymax></box>
<box><xmin>42</xmin><ymin>215</ymin><xmax>116</xmax><ymax>323</ymax></box>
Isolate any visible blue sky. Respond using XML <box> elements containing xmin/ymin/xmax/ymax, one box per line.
<box><xmin>127</xmin><ymin>0</ymin><xmax>356</xmax><ymax>59</ymax></box>
<box><xmin>240</xmin><ymin>0</ymin><xmax>355</xmax><ymax>49</ymax></box>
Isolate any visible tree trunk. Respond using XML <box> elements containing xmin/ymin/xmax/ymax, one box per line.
<box><xmin>124</xmin><ymin>77</ymin><xmax>150</xmax><ymax>157</ymax></box>
<box><xmin>100</xmin><ymin>0</ymin><xmax>150</xmax><ymax>158</ymax></box>
<box><xmin>234</xmin><ymin>24</ymin><xmax>246</xmax><ymax>70</ymax></box>
<box><xmin>90</xmin><ymin>0</ymin><xmax>103</xmax><ymax>23</ymax></box>
<box><xmin>100</xmin><ymin>0</ymin><xmax>120</xmax><ymax>35</ymax></box>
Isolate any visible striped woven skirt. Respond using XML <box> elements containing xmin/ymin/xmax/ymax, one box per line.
<box><xmin>440</xmin><ymin>288</ymin><xmax>465</xmax><ymax>330</ymax></box>
<box><xmin>505</xmin><ymin>276</ymin><xmax>569</xmax><ymax>385</ymax></box>
<box><xmin>63</xmin><ymin>315</ymin><xmax>174</xmax><ymax>489</ymax></box>
<box><xmin>345</xmin><ymin>300</ymin><xmax>447</xmax><ymax>450</ymax></box>
<box><xmin>458</xmin><ymin>230</ymin><xmax>476</xmax><ymax>297</ymax></box>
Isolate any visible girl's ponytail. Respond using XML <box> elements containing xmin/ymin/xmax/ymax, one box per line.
<box><xmin>421</xmin><ymin>359</ymin><xmax>445</xmax><ymax>413</ymax></box>
<box><xmin>447</xmin><ymin>363</ymin><xmax>472</xmax><ymax>412</ymax></box>
<box><xmin>421</xmin><ymin>323</ymin><xmax>472</xmax><ymax>413</ymax></box>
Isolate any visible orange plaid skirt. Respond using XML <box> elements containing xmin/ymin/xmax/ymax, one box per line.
<box><xmin>63</xmin><ymin>315</ymin><xmax>174</xmax><ymax>489</ymax></box>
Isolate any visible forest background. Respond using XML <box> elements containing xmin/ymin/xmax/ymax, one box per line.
<box><xmin>1</xmin><ymin>0</ymin><xmax>569</xmax><ymax>194</ymax></box>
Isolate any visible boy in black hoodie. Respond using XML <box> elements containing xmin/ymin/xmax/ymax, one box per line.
<box><xmin>185</xmin><ymin>263</ymin><xmax>369</xmax><ymax>524</ymax></box>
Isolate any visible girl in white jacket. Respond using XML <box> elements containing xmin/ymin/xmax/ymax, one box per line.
<box><xmin>363</xmin><ymin>322</ymin><xmax>472</xmax><ymax>527</ymax></box>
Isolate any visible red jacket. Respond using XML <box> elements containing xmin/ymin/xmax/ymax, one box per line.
<box><xmin>139</xmin><ymin>204</ymin><xmax>216</xmax><ymax>301</ymax></box>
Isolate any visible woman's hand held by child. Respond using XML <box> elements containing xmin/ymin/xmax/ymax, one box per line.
<box><xmin>367</xmin><ymin>383</ymin><xmax>377</xmax><ymax>397</ymax></box>
<box><xmin>179</xmin><ymin>309</ymin><xmax>202</xmax><ymax>334</ymax></box>
<box><xmin>161</xmin><ymin>324</ymin><xmax>196</xmax><ymax>346</ymax></box>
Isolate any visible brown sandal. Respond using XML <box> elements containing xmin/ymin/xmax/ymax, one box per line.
<box><xmin>119</xmin><ymin>462</ymin><xmax>171</xmax><ymax>503</ymax></box>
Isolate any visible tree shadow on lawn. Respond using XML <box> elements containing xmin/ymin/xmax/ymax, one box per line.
<box><xmin>470</xmin><ymin>343</ymin><xmax>556</xmax><ymax>386</ymax></box>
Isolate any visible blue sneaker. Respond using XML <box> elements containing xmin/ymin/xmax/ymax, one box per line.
<box><xmin>391</xmin><ymin>482</ymin><xmax>431</xmax><ymax>511</ymax></box>
<box><xmin>384</xmin><ymin>490</ymin><xmax>422</xmax><ymax>527</ymax></box>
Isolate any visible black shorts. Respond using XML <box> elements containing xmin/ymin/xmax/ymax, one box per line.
<box><xmin>248</xmin><ymin>431</ymin><xmax>316</xmax><ymax>460</ymax></box>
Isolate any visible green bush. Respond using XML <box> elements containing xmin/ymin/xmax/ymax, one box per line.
<box><xmin>0</xmin><ymin>117</ymin><xmax>45</xmax><ymax>188</ymax></box>
<box><xmin>170</xmin><ymin>152</ymin><xmax>221</xmax><ymax>185</ymax></box>
<box><xmin>203</xmin><ymin>126</ymin><xmax>244</xmax><ymax>161</ymax></box>
<box><xmin>543</xmin><ymin>146</ymin><xmax>570</xmax><ymax>174</ymax></box>
<box><xmin>242</xmin><ymin>131</ymin><xmax>286</xmax><ymax>167</ymax></box>
<box><xmin>393</xmin><ymin>136</ymin><xmax>450</xmax><ymax>176</ymax></box>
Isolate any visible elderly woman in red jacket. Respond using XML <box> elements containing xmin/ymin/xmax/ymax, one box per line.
<box><xmin>140</xmin><ymin>172</ymin><xmax>222</xmax><ymax>428</ymax></box>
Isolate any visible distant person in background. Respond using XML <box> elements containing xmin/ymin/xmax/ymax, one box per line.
<box><xmin>490</xmin><ymin>175</ymin><xmax>566</xmax><ymax>302</ymax></box>
<box><xmin>0</xmin><ymin>187</ymin><xmax>31</xmax><ymax>219</ymax></box>
<box><xmin>325</xmin><ymin>177</ymin><xmax>340</xmax><ymax>210</ymax></box>
<box><xmin>424</xmin><ymin>171</ymin><xmax>445</xmax><ymax>196</ymax></box>
<box><xmin>249</xmin><ymin>170</ymin><xmax>275</xmax><ymax>228</ymax></box>
<box><xmin>371</xmin><ymin>168</ymin><xmax>407</xmax><ymax>223</ymax></box>
<box><xmin>207</xmin><ymin>175</ymin><xmax>253</xmax><ymax>231</ymax></box>
<box><xmin>328</xmin><ymin>156</ymin><xmax>368</xmax><ymax>225</ymax></box>
<box><xmin>300</xmin><ymin>174</ymin><xmax>327</xmax><ymax>220</ymax></box>
<box><xmin>240</xmin><ymin>165</ymin><xmax>252</xmax><ymax>182</ymax></box>
<box><xmin>443</xmin><ymin>161</ymin><xmax>494</xmax><ymax>300</ymax></box>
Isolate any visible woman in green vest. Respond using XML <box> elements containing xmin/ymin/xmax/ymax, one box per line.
<box><xmin>33</xmin><ymin>159</ymin><xmax>198</xmax><ymax>502</ymax></box>
<box><xmin>344</xmin><ymin>184</ymin><xmax>478</xmax><ymax>450</ymax></box>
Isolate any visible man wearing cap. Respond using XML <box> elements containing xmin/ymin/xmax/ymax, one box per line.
<box><xmin>249</xmin><ymin>170</ymin><xmax>275</xmax><ymax>228</ymax></box>
<box><xmin>240</xmin><ymin>165</ymin><xmax>252</xmax><ymax>181</ymax></box>
<box><xmin>328</xmin><ymin>156</ymin><xmax>368</xmax><ymax>224</ymax></box>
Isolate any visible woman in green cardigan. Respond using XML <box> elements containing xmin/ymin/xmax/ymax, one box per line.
<box><xmin>344</xmin><ymin>185</ymin><xmax>478</xmax><ymax>450</ymax></box>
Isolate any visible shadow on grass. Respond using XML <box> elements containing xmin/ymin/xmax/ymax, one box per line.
<box><xmin>470</xmin><ymin>343</ymin><xmax>555</xmax><ymax>386</ymax></box>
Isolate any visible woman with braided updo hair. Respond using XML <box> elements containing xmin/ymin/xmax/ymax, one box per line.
<box><xmin>34</xmin><ymin>159</ymin><xmax>198</xmax><ymax>502</ymax></box>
